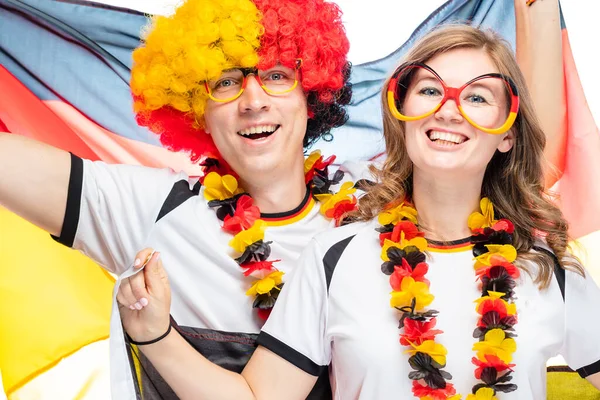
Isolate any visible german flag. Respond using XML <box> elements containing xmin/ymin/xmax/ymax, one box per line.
<box><xmin>1</xmin><ymin>0</ymin><xmax>598</xmax><ymax>397</ymax></box>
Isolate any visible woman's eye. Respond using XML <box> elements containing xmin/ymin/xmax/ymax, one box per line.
<box><xmin>466</xmin><ymin>94</ymin><xmax>487</xmax><ymax>104</ymax></box>
<box><xmin>419</xmin><ymin>87</ymin><xmax>441</xmax><ymax>96</ymax></box>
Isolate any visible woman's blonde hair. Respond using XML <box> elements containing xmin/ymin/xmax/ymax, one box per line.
<box><xmin>351</xmin><ymin>24</ymin><xmax>583</xmax><ymax>287</ymax></box>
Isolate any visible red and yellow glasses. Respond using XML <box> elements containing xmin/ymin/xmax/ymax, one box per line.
<box><xmin>387</xmin><ymin>62</ymin><xmax>520</xmax><ymax>135</ymax></box>
<box><xmin>205</xmin><ymin>59</ymin><xmax>302</xmax><ymax>103</ymax></box>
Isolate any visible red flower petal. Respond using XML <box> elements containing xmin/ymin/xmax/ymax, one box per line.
<box><xmin>391</xmin><ymin>221</ymin><xmax>423</xmax><ymax>242</ymax></box>
<box><xmin>477</xmin><ymin>299</ymin><xmax>508</xmax><ymax>320</ymax></box>
<box><xmin>412</xmin><ymin>381</ymin><xmax>456</xmax><ymax>399</ymax></box>
<box><xmin>472</xmin><ymin>355</ymin><xmax>515</xmax><ymax>379</ymax></box>
<box><xmin>332</xmin><ymin>199</ymin><xmax>358</xmax><ymax>226</ymax></box>
<box><xmin>411</xmin><ymin>262</ymin><xmax>430</xmax><ymax>285</ymax></box>
<box><xmin>314</xmin><ymin>155</ymin><xmax>336</xmax><ymax>170</ymax></box>
<box><xmin>493</xmin><ymin>218</ymin><xmax>515</xmax><ymax>234</ymax></box>
<box><xmin>390</xmin><ymin>266</ymin><xmax>411</xmax><ymax>291</ymax></box>
<box><xmin>257</xmin><ymin>308</ymin><xmax>272</xmax><ymax>320</ymax></box>
<box><xmin>222</xmin><ymin>195</ymin><xmax>260</xmax><ymax>234</ymax></box>
<box><xmin>242</xmin><ymin>260</ymin><xmax>280</xmax><ymax>277</ymax></box>
<box><xmin>400</xmin><ymin>318</ymin><xmax>444</xmax><ymax>346</ymax></box>
<box><xmin>304</xmin><ymin>169</ymin><xmax>316</xmax><ymax>185</ymax></box>
<box><xmin>379</xmin><ymin>231</ymin><xmax>393</xmax><ymax>246</ymax></box>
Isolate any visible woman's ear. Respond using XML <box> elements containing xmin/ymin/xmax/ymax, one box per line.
<box><xmin>497</xmin><ymin>129</ymin><xmax>515</xmax><ymax>153</ymax></box>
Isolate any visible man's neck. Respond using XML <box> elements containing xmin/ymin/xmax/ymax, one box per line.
<box><xmin>239</xmin><ymin>163</ymin><xmax>307</xmax><ymax>214</ymax></box>
<box><xmin>412</xmin><ymin>169</ymin><xmax>484</xmax><ymax>242</ymax></box>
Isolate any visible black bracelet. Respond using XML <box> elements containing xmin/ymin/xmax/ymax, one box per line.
<box><xmin>127</xmin><ymin>324</ymin><xmax>172</xmax><ymax>346</ymax></box>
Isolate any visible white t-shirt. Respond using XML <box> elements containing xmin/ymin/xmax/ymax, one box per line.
<box><xmin>259</xmin><ymin>219</ymin><xmax>600</xmax><ymax>399</ymax></box>
<box><xmin>54</xmin><ymin>154</ymin><xmax>368</xmax><ymax>399</ymax></box>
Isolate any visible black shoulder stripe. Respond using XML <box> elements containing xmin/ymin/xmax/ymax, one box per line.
<box><xmin>256</xmin><ymin>332</ymin><xmax>326</xmax><ymax>377</ymax></box>
<box><xmin>155</xmin><ymin>180</ymin><xmax>201</xmax><ymax>222</ymax></box>
<box><xmin>51</xmin><ymin>153</ymin><xmax>83</xmax><ymax>247</ymax></box>
<box><xmin>532</xmin><ymin>245</ymin><xmax>565</xmax><ymax>301</ymax></box>
<box><xmin>323</xmin><ymin>235</ymin><xmax>356</xmax><ymax>292</ymax></box>
<box><xmin>576</xmin><ymin>359</ymin><xmax>600</xmax><ymax>379</ymax></box>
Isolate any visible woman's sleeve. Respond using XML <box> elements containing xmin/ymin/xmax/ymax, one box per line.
<box><xmin>561</xmin><ymin>268</ymin><xmax>600</xmax><ymax>378</ymax></box>
<box><xmin>257</xmin><ymin>238</ymin><xmax>331</xmax><ymax>377</ymax></box>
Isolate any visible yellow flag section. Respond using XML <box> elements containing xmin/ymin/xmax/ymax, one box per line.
<box><xmin>0</xmin><ymin>207</ymin><xmax>114</xmax><ymax>396</ymax></box>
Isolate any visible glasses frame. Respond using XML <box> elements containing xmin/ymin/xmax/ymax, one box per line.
<box><xmin>205</xmin><ymin>59</ymin><xmax>303</xmax><ymax>103</ymax></box>
<box><xmin>386</xmin><ymin>62</ymin><xmax>520</xmax><ymax>135</ymax></box>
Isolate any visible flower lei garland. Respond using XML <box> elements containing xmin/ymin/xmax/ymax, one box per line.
<box><xmin>377</xmin><ymin>198</ymin><xmax>520</xmax><ymax>400</ymax></box>
<box><xmin>202</xmin><ymin>151</ymin><xmax>357</xmax><ymax>320</ymax></box>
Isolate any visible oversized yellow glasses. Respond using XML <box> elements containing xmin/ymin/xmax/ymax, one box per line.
<box><xmin>205</xmin><ymin>59</ymin><xmax>302</xmax><ymax>103</ymax></box>
<box><xmin>387</xmin><ymin>62</ymin><xmax>520</xmax><ymax>135</ymax></box>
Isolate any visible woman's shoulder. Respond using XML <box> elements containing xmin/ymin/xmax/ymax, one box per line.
<box><xmin>312</xmin><ymin>219</ymin><xmax>378</xmax><ymax>254</ymax></box>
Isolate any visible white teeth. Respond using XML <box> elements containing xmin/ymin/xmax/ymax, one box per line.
<box><xmin>238</xmin><ymin>124</ymin><xmax>278</xmax><ymax>136</ymax></box>
<box><xmin>428</xmin><ymin>131</ymin><xmax>467</xmax><ymax>144</ymax></box>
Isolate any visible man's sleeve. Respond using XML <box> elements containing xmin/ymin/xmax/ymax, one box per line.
<box><xmin>52</xmin><ymin>154</ymin><xmax>187</xmax><ymax>275</ymax></box>
<box><xmin>257</xmin><ymin>238</ymin><xmax>331</xmax><ymax>377</ymax></box>
<box><xmin>561</xmin><ymin>267</ymin><xmax>600</xmax><ymax>378</ymax></box>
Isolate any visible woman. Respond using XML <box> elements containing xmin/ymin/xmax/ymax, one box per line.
<box><xmin>118</xmin><ymin>23</ymin><xmax>600</xmax><ymax>399</ymax></box>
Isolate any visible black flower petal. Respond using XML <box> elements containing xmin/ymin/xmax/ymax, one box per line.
<box><xmin>381</xmin><ymin>261</ymin><xmax>395</xmax><ymax>275</ymax></box>
<box><xmin>330</xmin><ymin>169</ymin><xmax>345</xmax><ymax>185</ymax></box>
<box><xmin>407</xmin><ymin>353</ymin><xmax>451</xmax><ymax>389</ymax></box>
<box><xmin>424</xmin><ymin>372</ymin><xmax>448</xmax><ymax>390</ymax></box>
<box><xmin>481</xmin><ymin>367</ymin><xmax>498</xmax><ymax>385</ymax></box>
<box><xmin>481</xmin><ymin>267</ymin><xmax>516</xmax><ymax>298</ymax></box>
<box><xmin>408</xmin><ymin>353</ymin><xmax>437</xmax><ymax>373</ymax></box>
<box><xmin>375</xmin><ymin>224</ymin><xmax>394</xmax><ymax>234</ymax></box>
<box><xmin>252</xmin><ymin>284</ymin><xmax>284</xmax><ymax>309</ymax></box>
<box><xmin>387</xmin><ymin>247</ymin><xmax>407</xmax><ymax>265</ymax></box>
<box><xmin>386</xmin><ymin>247</ymin><xmax>426</xmax><ymax>266</ymax></box>
<box><xmin>404</xmin><ymin>251</ymin><xmax>427</xmax><ymax>268</ymax></box>
<box><xmin>235</xmin><ymin>240</ymin><xmax>273</xmax><ymax>264</ymax></box>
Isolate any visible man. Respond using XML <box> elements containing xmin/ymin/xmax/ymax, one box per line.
<box><xmin>0</xmin><ymin>0</ymin><xmax>355</xmax><ymax>398</ymax></box>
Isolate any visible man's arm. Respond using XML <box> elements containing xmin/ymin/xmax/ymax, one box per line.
<box><xmin>515</xmin><ymin>0</ymin><xmax>565</xmax><ymax>187</ymax></box>
<box><xmin>587</xmin><ymin>372</ymin><xmax>600</xmax><ymax>390</ymax></box>
<box><xmin>0</xmin><ymin>132</ymin><xmax>70</xmax><ymax>236</ymax></box>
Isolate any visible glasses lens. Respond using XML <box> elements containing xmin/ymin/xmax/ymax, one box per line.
<box><xmin>459</xmin><ymin>76</ymin><xmax>512</xmax><ymax>130</ymax></box>
<box><xmin>260</xmin><ymin>65</ymin><xmax>298</xmax><ymax>94</ymax></box>
<box><xmin>207</xmin><ymin>69</ymin><xmax>244</xmax><ymax>100</ymax></box>
<box><xmin>395</xmin><ymin>65</ymin><xmax>445</xmax><ymax>119</ymax></box>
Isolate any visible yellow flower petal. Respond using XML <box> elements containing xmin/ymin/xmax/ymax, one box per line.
<box><xmin>467</xmin><ymin>197</ymin><xmax>497</xmax><ymax>230</ymax></box>
<box><xmin>474</xmin><ymin>291</ymin><xmax>506</xmax><ymax>307</ymax></box>
<box><xmin>390</xmin><ymin>277</ymin><xmax>434</xmax><ymax>311</ymax></box>
<box><xmin>474</xmin><ymin>244</ymin><xmax>517</xmax><ymax>265</ymax></box>
<box><xmin>381</xmin><ymin>239</ymin><xmax>400</xmax><ymax>261</ymax></box>
<box><xmin>466</xmin><ymin>387</ymin><xmax>497</xmax><ymax>400</ymax></box>
<box><xmin>377</xmin><ymin>202</ymin><xmax>418</xmax><ymax>226</ymax></box>
<box><xmin>202</xmin><ymin>172</ymin><xmax>241</xmax><ymax>201</ymax></box>
<box><xmin>222</xmin><ymin>174</ymin><xmax>239</xmax><ymax>194</ymax></box>
<box><xmin>467</xmin><ymin>212</ymin><xmax>486</xmax><ymax>231</ymax></box>
<box><xmin>405</xmin><ymin>236</ymin><xmax>428</xmax><ymax>252</ymax></box>
<box><xmin>506</xmin><ymin>303</ymin><xmax>517</xmax><ymax>316</ymax></box>
<box><xmin>229</xmin><ymin>220</ymin><xmax>266</xmax><ymax>253</ymax></box>
<box><xmin>245</xmin><ymin>271</ymin><xmax>284</xmax><ymax>296</ymax></box>
<box><xmin>304</xmin><ymin>150</ymin><xmax>322</xmax><ymax>174</ymax></box>
<box><xmin>472</xmin><ymin>328</ymin><xmax>517</xmax><ymax>363</ymax></box>
<box><xmin>405</xmin><ymin>340</ymin><xmax>447</xmax><ymax>366</ymax></box>
<box><xmin>203</xmin><ymin>171</ymin><xmax>221</xmax><ymax>188</ymax></box>
<box><xmin>484</xmin><ymin>328</ymin><xmax>506</xmax><ymax>345</ymax></box>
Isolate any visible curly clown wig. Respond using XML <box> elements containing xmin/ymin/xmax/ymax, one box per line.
<box><xmin>131</xmin><ymin>0</ymin><xmax>352</xmax><ymax>163</ymax></box>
